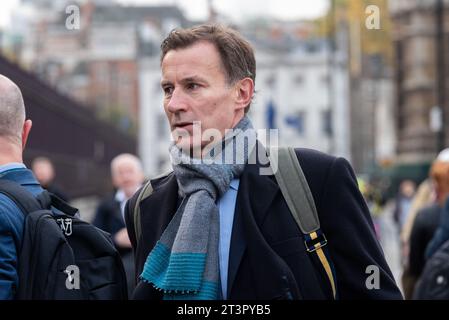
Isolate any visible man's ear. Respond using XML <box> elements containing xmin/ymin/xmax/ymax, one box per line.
<box><xmin>235</xmin><ymin>78</ymin><xmax>254</xmax><ymax>111</ymax></box>
<box><xmin>22</xmin><ymin>119</ymin><xmax>32</xmax><ymax>150</ymax></box>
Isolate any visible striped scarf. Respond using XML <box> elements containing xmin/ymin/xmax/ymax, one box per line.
<box><xmin>140</xmin><ymin>116</ymin><xmax>256</xmax><ymax>299</ymax></box>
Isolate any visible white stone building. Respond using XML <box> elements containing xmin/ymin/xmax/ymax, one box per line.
<box><xmin>250</xmin><ymin>41</ymin><xmax>351</xmax><ymax>160</ymax></box>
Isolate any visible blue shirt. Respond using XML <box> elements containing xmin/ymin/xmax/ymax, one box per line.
<box><xmin>0</xmin><ymin>163</ymin><xmax>42</xmax><ymax>300</ymax></box>
<box><xmin>217</xmin><ymin>178</ymin><xmax>239</xmax><ymax>300</ymax></box>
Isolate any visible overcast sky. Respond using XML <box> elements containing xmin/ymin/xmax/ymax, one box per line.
<box><xmin>0</xmin><ymin>0</ymin><xmax>19</xmax><ymax>27</ymax></box>
<box><xmin>0</xmin><ymin>0</ymin><xmax>329</xmax><ymax>27</ymax></box>
<box><xmin>118</xmin><ymin>0</ymin><xmax>329</xmax><ymax>22</ymax></box>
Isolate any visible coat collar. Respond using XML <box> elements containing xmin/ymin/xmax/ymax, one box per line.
<box><xmin>0</xmin><ymin>167</ymin><xmax>41</xmax><ymax>186</ymax></box>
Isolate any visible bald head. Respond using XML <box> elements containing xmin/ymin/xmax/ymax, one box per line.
<box><xmin>0</xmin><ymin>75</ymin><xmax>26</xmax><ymax>144</ymax></box>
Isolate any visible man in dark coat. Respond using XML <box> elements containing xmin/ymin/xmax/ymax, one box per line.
<box><xmin>125</xmin><ymin>24</ymin><xmax>402</xmax><ymax>300</ymax></box>
<box><xmin>94</xmin><ymin>153</ymin><xmax>145</xmax><ymax>298</ymax></box>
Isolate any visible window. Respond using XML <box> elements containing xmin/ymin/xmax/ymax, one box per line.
<box><xmin>294</xmin><ymin>74</ymin><xmax>304</xmax><ymax>85</ymax></box>
<box><xmin>322</xmin><ymin>110</ymin><xmax>333</xmax><ymax>137</ymax></box>
<box><xmin>265</xmin><ymin>74</ymin><xmax>276</xmax><ymax>87</ymax></box>
<box><xmin>285</xmin><ymin>111</ymin><xmax>306</xmax><ymax>135</ymax></box>
<box><xmin>321</xmin><ymin>74</ymin><xmax>330</xmax><ymax>85</ymax></box>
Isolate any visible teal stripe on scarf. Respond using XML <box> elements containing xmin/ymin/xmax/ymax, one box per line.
<box><xmin>140</xmin><ymin>242</ymin><xmax>216</xmax><ymax>295</ymax></box>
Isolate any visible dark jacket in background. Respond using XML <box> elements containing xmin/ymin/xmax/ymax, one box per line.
<box><xmin>93</xmin><ymin>195</ymin><xmax>130</xmax><ymax>255</ymax></box>
<box><xmin>408</xmin><ymin>204</ymin><xmax>441</xmax><ymax>279</ymax></box>
<box><xmin>424</xmin><ymin>198</ymin><xmax>449</xmax><ymax>259</ymax></box>
<box><xmin>93</xmin><ymin>194</ymin><xmax>134</xmax><ymax>297</ymax></box>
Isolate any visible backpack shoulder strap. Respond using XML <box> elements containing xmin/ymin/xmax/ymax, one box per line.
<box><xmin>133</xmin><ymin>170</ymin><xmax>173</xmax><ymax>244</ymax></box>
<box><xmin>269</xmin><ymin>147</ymin><xmax>320</xmax><ymax>233</ymax></box>
<box><xmin>268</xmin><ymin>146</ymin><xmax>337</xmax><ymax>299</ymax></box>
<box><xmin>133</xmin><ymin>180</ymin><xmax>153</xmax><ymax>244</ymax></box>
<box><xmin>0</xmin><ymin>179</ymin><xmax>43</xmax><ymax>214</ymax></box>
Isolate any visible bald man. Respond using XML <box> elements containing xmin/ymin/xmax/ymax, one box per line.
<box><xmin>0</xmin><ymin>75</ymin><xmax>45</xmax><ymax>299</ymax></box>
<box><xmin>93</xmin><ymin>153</ymin><xmax>145</xmax><ymax>297</ymax></box>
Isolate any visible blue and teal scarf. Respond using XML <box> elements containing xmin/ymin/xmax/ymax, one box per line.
<box><xmin>140</xmin><ymin>116</ymin><xmax>256</xmax><ymax>299</ymax></box>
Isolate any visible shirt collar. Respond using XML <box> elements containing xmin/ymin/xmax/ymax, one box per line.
<box><xmin>230</xmin><ymin>178</ymin><xmax>240</xmax><ymax>191</ymax></box>
<box><xmin>115</xmin><ymin>186</ymin><xmax>142</xmax><ymax>203</ymax></box>
<box><xmin>0</xmin><ymin>162</ymin><xmax>26</xmax><ymax>174</ymax></box>
<box><xmin>115</xmin><ymin>189</ymin><xmax>126</xmax><ymax>203</ymax></box>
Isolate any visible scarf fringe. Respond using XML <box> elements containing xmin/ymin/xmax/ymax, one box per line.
<box><xmin>139</xmin><ymin>276</ymin><xmax>200</xmax><ymax>295</ymax></box>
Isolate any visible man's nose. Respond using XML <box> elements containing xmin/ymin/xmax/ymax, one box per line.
<box><xmin>166</xmin><ymin>88</ymin><xmax>188</xmax><ymax>113</ymax></box>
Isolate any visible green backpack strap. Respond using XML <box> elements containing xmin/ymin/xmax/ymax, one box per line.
<box><xmin>133</xmin><ymin>180</ymin><xmax>153</xmax><ymax>246</ymax></box>
<box><xmin>133</xmin><ymin>171</ymin><xmax>172</xmax><ymax>246</ymax></box>
<box><xmin>269</xmin><ymin>146</ymin><xmax>337</xmax><ymax>299</ymax></box>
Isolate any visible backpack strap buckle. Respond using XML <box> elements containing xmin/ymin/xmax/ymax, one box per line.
<box><xmin>304</xmin><ymin>229</ymin><xmax>328</xmax><ymax>253</ymax></box>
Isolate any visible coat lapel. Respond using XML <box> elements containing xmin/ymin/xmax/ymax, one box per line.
<box><xmin>227</xmin><ymin>156</ymin><xmax>280</xmax><ymax>297</ymax></box>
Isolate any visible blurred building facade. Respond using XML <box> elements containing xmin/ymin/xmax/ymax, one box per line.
<box><xmin>323</xmin><ymin>0</ymin><xmax>396</xmax><ymax>174</ymax></box>
<box><xmin>138</xmin><ymin>57</ymin><xmax>171</xmax><ymax>176</ymax></box>
<box><xmin>3</xmin><ymin>0</ymin><xmax>421</xmax><ymax>180</ymax></box>
<box><xmin>5</xmin><ymin>0</ymin><xmax>188</xmax><ymax>134</ymax></box>
<box><xmin>249</xmin><ymin>38</ymin><xmax>351</xmax><ymax>160</ymax></box>
<box><xmin>0</xmin><ymin>53</ymin><xmax>137</xmax><ymax>198</ymax></box>
<box><xmin>390</xmin><ymin>0</ymin><xmax>449</xmax><ymax>169</ymax></box>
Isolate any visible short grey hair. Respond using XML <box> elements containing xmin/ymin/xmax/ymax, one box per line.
<box><xmin>110</xmin><ymin>153</ymin><xmax>144</xmax><ymax>176</ymax></box>
<box><xmin>0</xmin><ymin>75</ymin><xmax>26</xmax><ymax>143</ymax></box>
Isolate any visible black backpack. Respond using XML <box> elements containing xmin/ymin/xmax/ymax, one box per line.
<box><xmin>414</xmin><ymin>239</ymin><xmax>449</xmax><ymax>299</ymax></box>
<box><xmin>0</xmin><ymin>180</ymin><xmax>128</xmax><ymax>300</ymax></box>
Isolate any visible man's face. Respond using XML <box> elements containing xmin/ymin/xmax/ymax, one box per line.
<box><xmin>161</xmin><ymin>41</ymin><xmax>243</xmax><ymax>151</ymax></box>
<box><xmin>112</xmin><ymin>162</ymin><xmax>143</xmax><ymax>197</ymax></box>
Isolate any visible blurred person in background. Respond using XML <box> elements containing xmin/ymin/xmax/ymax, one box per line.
<box><xmin>400</xmin><ymin>178</ymin><xmax>435</xmax><ymax>299</ymax></box>
<box><xmin>31</xmin><ymin>157</ymin><xmax>69</xmax><ymax>202</ymax></box>
<box><xmin>403</xmin><ymin>149</ymin><xmax>449</xmax><ymax>299</ymax></box>
<box><xmin>401</xmin><ymin>179</ymin><xmax>435</xmax><ymax>258</ymax></box>
<box><xmin>93</xmin><ymin>153</ymin><xmax>145</xmax><ymax>298</ymax></box>
<box><xmin>424</xmin><ymin>149</ymin><xmax>449</xmax><ymax>259</ymax></box>
<box><xmin>393</xmin><ymin>180</ymin><xmax>416</xmax><ymax>232</ymax></box>
<box><xmin>370</xmin><ymin>181</ymin><xmax>388</xmax><ymax>239</ymax></box>
<box><xmin>358</xmin><ymin>177</ymin><xmax>385</xmax><ymax>239</ymax></box>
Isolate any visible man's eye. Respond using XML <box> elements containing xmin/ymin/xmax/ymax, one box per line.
<box><xmin>163</xmin><ymin>86</ymin><xmax>173</xmax><ymax>95</ymax></box>
<box><xmin>186</xmin><ymin>83</ymin><xmax>199</xmax><ymax>90</ymax></box>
